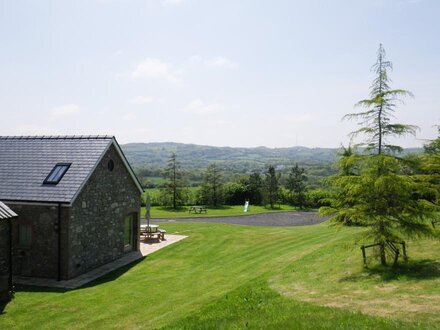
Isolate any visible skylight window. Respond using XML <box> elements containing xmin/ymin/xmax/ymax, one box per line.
<box><xmin>44</xmin><ymin>163</ymin><xmax>71</xmax><ymax>184</ymax></box>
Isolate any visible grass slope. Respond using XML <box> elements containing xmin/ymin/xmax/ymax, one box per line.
<box><xmin>1</xmin><ymin>222</ymin><xmax>438</xmax><ymax>329</ymax></box>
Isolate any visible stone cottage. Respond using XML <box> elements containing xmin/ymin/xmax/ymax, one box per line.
<box><xmin>0</xmin><ymin>136</ymin><xmax>143</xmax><ymax>281</ymax></box>
<box><xmin>0</xmin><ymin>201</ymin><xmax>17</xmax><ymax>301</ymax></box>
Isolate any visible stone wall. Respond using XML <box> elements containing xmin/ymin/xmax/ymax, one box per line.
<box><xmin>0</xmin><ymin>220</ymin><xmax>10</xmax><ymax>301</ymax></box>
<box><xmin>10</xmin><ymin>204</ymin><xmax>69</xmax><ymax>279</ymax></box>
<box><xmin>68</xmin><ymin>144</ymin><xmax>141</xmax><ymax>278</ymax></box>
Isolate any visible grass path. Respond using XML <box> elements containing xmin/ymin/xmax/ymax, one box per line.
<box><xmin>1</xmin><ymin>222</ymin><xmax>438</xmax><ymax>329</ymax></box>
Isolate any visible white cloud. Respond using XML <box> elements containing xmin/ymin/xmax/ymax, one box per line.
<box><xmin>132</xmin><ymin>58</ymin><xmax>181</xmax><ymax>83</ymax></box>
<box><xmin>49</xmin><ymin>104</ymin><xmax>81</xmax><ymax>118</ymax></box>
<box><xmin>129</xmin><ymin>96</ymin><xmax>154</xmax><ymax>105</ymax></box>
<box><xmin>161</xmin><ymin>0</ymin><xmax>184</xmax><ymax>5</ymax></box>
<box><xmin>205</xmin><ymin>56</ymin><xmax>238</xmax><ymax>69</ymax></box>
<box><xmin>185</xmin><ymin>99</ymin><xmax>225</xmax><ymax>115</ymax></box>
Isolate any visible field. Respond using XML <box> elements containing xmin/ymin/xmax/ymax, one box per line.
<box><xmin>1</xmin><ymin>221</ymin><xmax>439</xmax><ymax>329</ymax></box>
<box><xmin>141</xmin><ymin>204</ymin><xmax>298</xmax><ymax>218</ymax></box>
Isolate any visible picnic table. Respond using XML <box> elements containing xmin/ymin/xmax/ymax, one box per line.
<box><xmin>188</xmin><ymin>206</ymin><xmax>207</xmax><ymax>214</ymax></box>
<box><xmin>140</xmin><ymin>224</ymin><xmax>166</xmax><ymax>240</ymax></box>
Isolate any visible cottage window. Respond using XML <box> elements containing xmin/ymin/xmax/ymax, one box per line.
<box><xmin>18</xmin><ymin>224</ymin><xmax>32</xmax><ymax>247</ymax></box>
<box><xmin>44</xmin><ymin>163</ymin><xmax>71</xmax><ymax>184</ymax></box>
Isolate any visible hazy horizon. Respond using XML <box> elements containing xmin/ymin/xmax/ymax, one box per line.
<box><xmin>1</xmin><ymin>1</ymin><xmax>439</xmax><ymax>148</ymax></box>
<box><xmin>120</xmin><ymin>140</ymin><xmax>426</xmax><ymax>150</ymax></box>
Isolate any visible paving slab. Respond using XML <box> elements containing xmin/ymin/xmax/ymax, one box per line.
<box><xmin>14</xmin><ymin>234</ymin><xmax>187</xmax><ymax>290</ymax></box>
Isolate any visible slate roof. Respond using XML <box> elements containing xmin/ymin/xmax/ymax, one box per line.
<box><xmin>0</xmin><ymin>136</ymin><xmax>129</xmax><ymax>203</ymax></box>
<box><xmin>0</xmin><ymin>201</ymin><xmax>17</xmax><ymax>220</ymax></box>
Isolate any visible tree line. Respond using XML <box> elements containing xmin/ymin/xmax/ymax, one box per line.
<box><xmin>152</xmin><ymin>156</ymin><xmax>311</xmax><ymax>210</ymax></box>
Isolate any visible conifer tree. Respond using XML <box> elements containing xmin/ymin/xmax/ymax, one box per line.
<box><xmin>264</xmin><ymin>165</ymin><xmax>280</xmax><ymax>209</ymax></box>
<box><xmin>199</xmin><ymin>163</ymin><xmax>223</xmax><ymax>207</ymax></box>
<box><xmin>321</xmin><ymin>45</ymin><xmax>437</xmax><ymax>266</ymax></box>
<box><xmin>162</xmin><ymin>152</ymin><xmax>187</xmax><ymax>209</ymax></box>
<box><xmin>286</xmin><ymin>163</ymin><xmax>307</xmax><ymax>208</ymax></box>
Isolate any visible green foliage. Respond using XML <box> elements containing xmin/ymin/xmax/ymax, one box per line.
<box><xmin>322</xmin><ymin>45</ymin><xmax>437</xmax><ymax>266</ymax></box>
<box><xmin>223</xmin><ymin>180</ymin><xmax>248</xmax><ymax>205</ymax></box>
<box><xmin>198</xmin><ymin>163</ymin><xmax>224</xmax><ymax>207</ymax></box>
<box><xmin>124</xmin><ymin>142</ymin><xmax>347</xmax><ymax>188</ymax></box>
<box><xmin>424</xmin><ymin>127</ymin><xmax>440</xmax><ymax>155</ymax></box>
<box><xmin>223</xmin><ymin>173</ymin><xmax>264</xmax><ymax>205</ymax></box>
<box><xmin>263</xmin><ymin>165</ymin><xmax>280</xmax><ymax>209</ymax></box>
<box><xmin>419</xmin><ymin>130</ymin><xmax>440</xmax><ymax>206</ymax></box>
<box><xmin>286</xmin><ymin>163</ymin><xmax>307</xmax><ymax>208</ymax></box>
<box><xmin>305</xmin><ymin>188</ymin><xmax>331</xmax><ymax>208</ymax></box>
<box><xmin>321</xmin><ymin>154</ymin><xmax>438</xmax><ymax>264</ymax></box>
<box><xmin>161</xmin><ymin>153</ymin><xmax>188</xmax><ymax>209</ymax></box>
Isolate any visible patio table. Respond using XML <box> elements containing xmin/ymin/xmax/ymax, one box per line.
<box><xmin>140</xmin><ymin>224</ymin><xmax>159</xmax><ymax>233</ymax></box>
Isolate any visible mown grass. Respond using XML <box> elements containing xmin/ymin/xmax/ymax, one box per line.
<box><xmin>141</xmin><ymin>204</ymin><xmax>299</xmax><ymax>218</ymax></box>
<box><xmin>1</xmin><ymin>222</ymin><xmax>438</xmax><ymax>329</ymax></box>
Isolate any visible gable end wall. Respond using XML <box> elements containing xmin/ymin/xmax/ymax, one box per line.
<box><xmin>68</xmin><ymin>144</ymin><xmax>141</xmax><ymax>279</ymax></box>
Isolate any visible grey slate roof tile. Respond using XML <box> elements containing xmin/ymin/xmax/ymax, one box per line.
<box><xmin>0</xmin><ymin>136</ymin><xmax>113</xmax><ymax>203</ymax></box>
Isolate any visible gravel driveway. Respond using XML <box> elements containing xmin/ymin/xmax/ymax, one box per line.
<box><xmin>149</xmin><ymin>211</ymin><xmax>328</xmax><ymax>227</ymax></box>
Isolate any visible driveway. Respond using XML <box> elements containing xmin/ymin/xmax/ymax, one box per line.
<box><xmin>149</xmin><ymin>211</ymin><xmax>328</xmax><ymax>227</ymax></box>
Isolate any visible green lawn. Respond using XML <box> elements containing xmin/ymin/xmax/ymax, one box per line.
<box><xmin>1</xmin><ymin>222</ymin><xmax>439</xmax><ymax>329</ymax></box>
<box><xmin>142</xmin><ymin>204</ymin><xmax>299</xmax><ymax>218</ymax></box>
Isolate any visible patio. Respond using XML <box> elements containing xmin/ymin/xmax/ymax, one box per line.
<box><xmin>14</xmin><ymin>234</ymin><xmax>187</xmax><ymax>289</ymax></box>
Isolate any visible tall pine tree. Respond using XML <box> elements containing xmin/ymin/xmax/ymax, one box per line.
<box><xmin>286</xmin><ymin>164</ymin><xmax>307</xmax><ymax>209</ymax></box>
<box><xmin>321</xmin><ymin>44</ymin><xmax>437</xmax><ymax>266</ymax></box>
<box><xmin>161</xmin><ymin>153</ymin><xmax>187</xmax><ymax>209</ymax></box>
<box><xmin>264</xmin><ymin>165</ymin><xmax>280</xmax><ymax>209</ymax></box>
<box><xmin>199</xmin><ymin>163</ymin><xmax>223</xmax><ymax>207</ymax></box>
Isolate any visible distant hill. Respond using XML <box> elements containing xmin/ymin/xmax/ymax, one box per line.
<box><xmin>122</xmin><ymin>142</ymin><xmax>339</xmax><ymax>172</ymax></box>
<box><xmin>121</xmin><ymin>142</ymin><xmax>423</xmax><ymax>188</ymax></box>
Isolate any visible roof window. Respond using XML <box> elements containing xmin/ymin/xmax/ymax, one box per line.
<box><xmin>44</xmin><ymin>163</ymin><xmax>71</xmax><ymax>184</ymax></box>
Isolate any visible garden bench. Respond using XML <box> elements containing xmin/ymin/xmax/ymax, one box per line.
<box><xmin>140</xmin><ymin>226</ymin><xmax>166</xmax><ymax>240</ymax></box>
<box><xmin>159</xmin><ymin>229</ymin><xmax>166</xmax><ymax>240</ymax></box>
<box><xmin>142</xmin><ymin>231</ymin><xmax>161</xmax><ymax>240</ymax></box>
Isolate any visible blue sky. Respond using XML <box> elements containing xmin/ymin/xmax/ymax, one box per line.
<box><xmin>1</xmin><ymin>0</ymin><xmax>439</xmax><ymax>147</ymax></box>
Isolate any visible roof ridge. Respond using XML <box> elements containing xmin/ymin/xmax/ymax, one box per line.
<box><xmin>0</xmin><ymin>135</ymin><xmax>114</xmax><ymax>140</ymax></box>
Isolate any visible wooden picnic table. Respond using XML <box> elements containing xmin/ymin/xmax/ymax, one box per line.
<box><xmin>188</xmin><ymin>206</ymin><xmax>207</xmax><ymax>214</ymax></box>
<box><xmin>140</xmin><ymin>224</ymin><xmax>166</xmax><ymax>240</ymax></box>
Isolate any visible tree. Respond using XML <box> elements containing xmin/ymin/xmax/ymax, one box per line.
<box><xmin>419</xmin><ymin>128</ymin><xmax>440</xmax><ymax>207</ymax></box>
<box><xmin>424</xmin><ymin>127</ymin><xmax>440</xmax><ymax>155</ymax></box>
<box><xmin>223</xmin><ymin>181</ymin><xmax>247</xmax><ymax>205</ymax></box>
<box><xmin>199</xmin><ymin>163</ymin><xmax>223</xmax><ymax>207</ymax></box>
<box><xmin>161</xmin><ymin>153</ymin><xmax>187</xmax><ymax>209</ymax></box>
<box><xmin>343</xmin><ymin>43</ymin><xmax>417</xmax><ymax>155</ymax></box>
<box><xmin>321</xmin><ymin>44</ymin><xmax>437</xmax><ymax>266</ymax></box>
<box><xmin>264</xmin><ymin>166</ymin><xmax>280</xmax><ymax>209</ymax></box>
<box><xmin>286</xmin><ymin>163</ymin><xmax>307</xmax><ymax>208</ymax></box>
<box><xmin>247</xmin><ymin>172</ymin><xmax>264</xmax><ymax>205</ymax></box>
